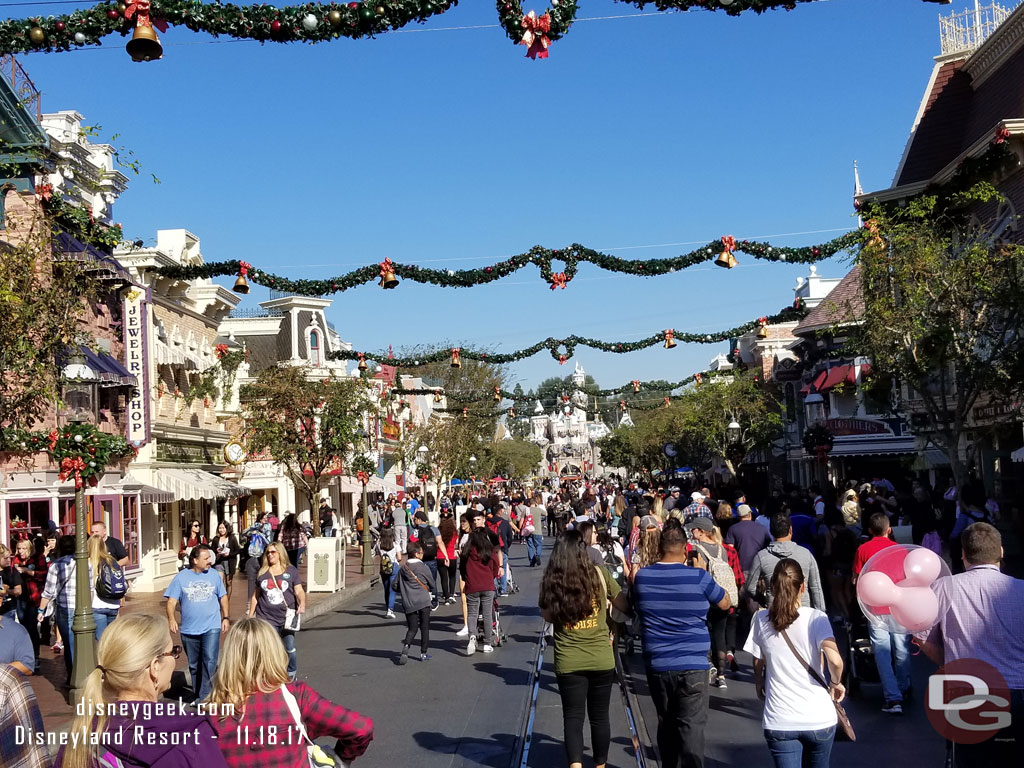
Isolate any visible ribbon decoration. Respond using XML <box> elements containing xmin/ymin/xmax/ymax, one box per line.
<box><xmin>620</xmin><ymin>400</ymin><xmax>627</xmax><ymax>411</ymax></box>
<box><xmin>694</xmin><ymin>373</ymin><xmax>702</xmax><ymax>384</ymax></box>
<box><xmin>864</xmin><ymin>219</ymin><xmax>885</xmax><ymax>251</ymax></box>
<box><xmin>126</xmin><ymin>1</ymin><xmax>168</xmax><ymax>32</ymax></box>
<box><xmin>215</xmin><ymin>343</ymin><xmax>229</xmax><ymax>358</ymax></box>
<box><xmin>58</xmin><ymin>456</ymin><xmax>88</xmax><ymax>489</ymax></box>
<box><xmin>509</xmin><ymin>407</ymin><xmax>516</xmax><ymax>418</ymax></box>
<box><xmin>47</xmin><ymin>430</ymin><xmax>58</xmax><ymax>451</ymax></box>
<box><xmin>462</xmin><ymin>407</ymin><xmax>469</xmax><ymax>418</ymax></box>
<box><xmin>550</xmin><ymin>271</ymin><xmax>568</xmax><ymax>290</ymax></box>
<box><xmin>721</xmin><ymin>235</ymin><xmax>736</xmax><ymax>253</ymax></box>
<box><xmin>664</xmin><ymin>397</ymin><xmax>671</xmax><ymax>407</ymax></box>
<box><xmin>356</xmin><ymin>470</ymin><xmax>370</xmax><ymax>485</ymax></box>
<box><xmin>379</xmin><ymin>257</ymin><xmax>395</xmax><ymax>278</ymax></box>
<box><xmin>36</xmin><ymin>182</ymin><xmax>53</xmax><ymax>202</ymax></box>
<box><xmin>238</xmin><ymin>260</ymin><xmax>251</xmax><ymax>278</ymax></box>
<box><xmin>520</xmin><ymin>11</ymin><xmax>552</xmax><ymax>59</ymax></box>
<box><xmin>493</xmin><ymin>386</ymin><xmax>502</xmax><ymax>402</ymax></box>
<box><xmin>995</xmin><ymin>126</ymin><xmax>1011</xmax><ymax>144</ymax></box>
<box><xmin>559</xmin><ymin>354</ymin><xmax>567</xmax><ymax>365</ymax></box>
<box><xmin>758</xmin><ymin>316</ymin><xmax>768</xmax><ymax>326</ymax></box>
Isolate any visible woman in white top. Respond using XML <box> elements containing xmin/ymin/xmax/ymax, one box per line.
<box><xmin>743</xmin><ymin>557</ymin><xmax>845</xmax><ymax>768</ymax></box>
<box><xmin>88</xmin><ymin>535</ymin><xmax>121</xmax><ymax>641</ymax></box>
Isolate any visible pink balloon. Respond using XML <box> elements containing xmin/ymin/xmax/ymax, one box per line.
<box><xmin>857</xmin><ymin>571</ymin><xmax>899</xmax><ymax>607</ymax></box>
<box><xmin>890</xmin><ymin>586</ymin><xmax>939</xmax><ymax>632</ymax></box>
<box><xmin>900</xmin><ymin>547</ymin><xmax>942</xmax><ymax>588</ymax></box>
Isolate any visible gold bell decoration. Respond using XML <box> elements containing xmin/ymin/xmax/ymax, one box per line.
<box><xmin>664</xmin><ymin>397</ymin><xmax>671</xmax><ymax>408</ymax></box>
<box><xmin>715</xmin><ymin>235</ymin><xmax>738</xmax><ymax>269</ymax></box>
<box><xmin>462</xmin><ymin>407</ymin><xmax>469</xmax><ymax>419</ymax></box>
<box><xmin>378</xmin><ymin>257</ymin><xmax>399</xmax><ymax>289</ymax></box>
<box><xmin>509</xmin><ymin>407</ymin><xmax>516</xmax><ymax>419</ymax></box>
<box><xmin>620</xmin><ymin>400</ymin><xmax>627</xmax><ymax>412</ymax></box>
<box><xmin>233</xmin><ymin>262</ymin><xmax>251</xmax><ymax>294</ymax></box>
<box><xmin>127</xmin><ymin>23</ymin><xmax>162</xmax><ymax>61</ymax></box>
<box><xmin>757</xmin><ymin>322</ymin><xmax>769</xmax><ymax>339</ymax></box>
<box><xmin>663</xmin><ymin>330</ymin><xmax>677</xmax><ymax>349</ymax></box>
<box><xmin>357</xmin><ymin>354</ymin><xmax>368</xmax><ymax>372</ymax></box>
<box><xmin>632</xmin><ymin>380</ymin><xmax>641</xmax><ymax>393</ymax></box>
<box><xmin>450</xmin><ymin>348</ymin><xmax>462</xmax><ymax>368</ymax></box>
<box><xmin>433</xmin><ymin>390</ymin><xmax>442</xmax><ymax>403</ymax></box>
<box><xmin>493</xmin><ymin>387</ymin><xmax>501</xmax><ymax>403</ymax></box>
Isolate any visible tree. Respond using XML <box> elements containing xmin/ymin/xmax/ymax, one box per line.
<box><xmin>855</xmin><ymin>181</ymin><xmax>1024</xmax><ymax>490</ymax></box>
<box><xmin>241</xmin><ymin>366</ymin><xmax>373</xmax><ymax>536</ymax></box>
<box><xmin>482</xmin><ymin>438</ymin><xmax>543</xmax><ymax>480</ymax></box>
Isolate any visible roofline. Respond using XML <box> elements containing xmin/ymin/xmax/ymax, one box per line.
<box><xmin>963</xmin><ymin>1</ymin><xmax>1024</xmax><ymax>87</ymax></box>
<box><xmin>861</xmin><ymin>119</ymin><xmax>1024</xmax><ymax>203</ymax></box>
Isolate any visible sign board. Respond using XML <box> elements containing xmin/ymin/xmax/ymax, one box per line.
<box><xmin>824</xmin><ymin>417</ymin><xmax>892</xmax><ymax>437</ymax></box>
<box><xmin>123</xmin><ymin>288</ymin><xmax>150</xmax><ymax>447</ymax></box>
<box><xmin>973</xmin><ymin>401</ymin><xmax>1021</xmax><ymax>423</ymax></box>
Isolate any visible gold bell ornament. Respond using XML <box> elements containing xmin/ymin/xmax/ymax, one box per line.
<box><xmin>126</xmin><ymin>24</ymin><xmax>163</xmax><ymax>62</ymax></box>
<box><xmin>664</xmin><ymin>330</ymin><xmax>677</xmax><ymax>349</ymax></box>
<box><xmin>450</xmin><ymin>348</ymin><xmax>462</xmax><ymax>368</ymax></box>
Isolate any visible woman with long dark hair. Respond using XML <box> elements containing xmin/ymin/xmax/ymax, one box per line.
<box><xmin>179</xmin><ymin>520</ymin><xmax>207</xmax><ymax>570</ymax></box>
<box><xmin>462</xmin><ymin>528</ymin><xmax>499</xmax><ymax>654</ymax></box>
<box><xmin>743</xmin><ymin>558</ymin><xmax>845</xmax><ymax>768</ymax></box>
<box><xmin>437</xmin><ymin>516</ymin><xmax>460</xmax><ymax>604</ymax></box>
<box><xmin>539</xmin><ymin>531</ymin><xmax>630</xmax><ymax>768</ymax></box>
<box><xmin>213</xmin><ymin>521</ymin><xmax>241</xmax><ymax>598</ymax></box>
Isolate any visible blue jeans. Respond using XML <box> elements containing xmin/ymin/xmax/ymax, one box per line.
<box><xmin>54</xmin><ymin>607</ymin><xmax>73</xmax><ymax>680</ymax></box>
<box><xmin>93</xmin><ymin>608</ymin><xmax>120</xmax><ymax>641</ymax></box>
<box><xmin>526</xmin><ymin>534</ymin><xmax>542</xmax><ymax>562</ymax></box>
<box><xmin>181</xmin><ymin>629</ymin><xmax>221</xmax><ymax>702</ymax></box>
<box><xmin>764</xmin><ymin>726</ymin><xmax>836</xmax><ymax>768</ymax></box>
<box><xmin>499</xmin><ymin>551</ymin><xmax>510</xmax><ymax>593</ymax></box>
<box><xmin>279</xmin><ymin>627</ymin><xmax>297</xmax><ymax>680</ymax></box>
<box><xmin>867</xmin><ymin>625</ymin><xmax>911</xmax><ymax>703</ymax></box>
<box><xmin>383</xmin><ymin>570</ymin><xmax>399</xmax><ymax>611</ymax></box>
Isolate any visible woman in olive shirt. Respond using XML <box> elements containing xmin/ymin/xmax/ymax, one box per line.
<box><xmin>539</xmin><ymin>531</ymin><xmax>630</xmax><ymax>768</ymax></box>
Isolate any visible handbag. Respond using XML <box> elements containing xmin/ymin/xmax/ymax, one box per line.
<box><xmin>780</xmin><ymin>628</ymin><xmax>856</xmax><ymax>742</ymax></box>
<box><xmin>269</xmin><ymin>572</ymin><xmax>301</xmax><ymax>632</ymax></box>
<box><xmin>279</xmin><ymin>684</ymin><xmax>348</xmax><ymax>768</ymax></box>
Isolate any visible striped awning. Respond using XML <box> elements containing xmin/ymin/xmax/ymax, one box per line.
<box><xmin>153</xmin><ymin>467</ymin><xmax>251</xmax><ymax>501</ymax></box>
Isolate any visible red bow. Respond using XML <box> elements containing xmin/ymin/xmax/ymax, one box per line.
<box><xmin>420</xmin><ymin>474</ymin><xmax>429</xmax><ymax>483</ymax></box>
<box><xmin>559</xmin><ymin>354</ymin><xmax>567</xmax><ymax>365</ymax></box>
<box><xmin>125</xmin><ymin>1</ymin><xmax>168</xmax><ymax>33</ymax></box>
<box><xmin>356</xmin><ymin>470</ymin><xmax>370</xmax><ymax>485</ymax></box>
<box><xmin>664</xmin><ymin>329</ymin><xmax>675</xmax><ymax>343</ymax></box>
<box><xmin>620</xmin><ymin>400</ymin><xmax>627</xmax><ymax>411</ymax></box>
<box><xmin>632</xmin><ymin>380</ymin><xmax>641</xmax><ymax>392</ymax></box>
<box><xmin>238</xmin><ymin>261</ymin><xmax>251</xmax><ymax>277</ymax></box>
<box><xmin>58</xmin><ymin>457</ymin><xmax>88</xmax><ymax>489</ymax></box>
<box><xmin>758</xmin><ymin>316</ymin><xmax>768</xmax><ymax>326</ymax></box>
<box><xmin>995</xmin><ymin>126</ymin><xmax>1011</xmax><ymax>144</ymax></box>
<box><xmin>47</xmin><ymin>429</ymin><xmax>59</xmax><ymax>451</ymax></box>
<box><xmin>36</xmin><ymin>182</ymin><xmax>53</xmax><ymax>202</ymax></box>
<box><xmin>721</xmin><ymin>235</ymin><xmax>736</xmax><ymax>253</ymax></box>
<box><xmin>694</xmin><ymin>373</ymin><xmax>702</xmax><ymax>384</ymax></box>
<box><xmin>520</xmin><ymin>11</ymin><xmax>552</xmax><ymax>60</ymax></box>
<box><xmin>550</xmin><ymin>272</ymin><xmax>568</xmax><ymax>290</ymax></box>
<box><xmin>215</xmin><ymin>343</ymin><xmax>229</xmax><ymax>358</ymax></box>
<box><xmin>379</xmin><ymin>258</ymin><xmax>395</xmax><ymax>279</ymax></box>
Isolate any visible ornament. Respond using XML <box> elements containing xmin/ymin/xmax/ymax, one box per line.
<box><xmin>462</xmin><ymin>407</ymin><xmax>468</xmax><ymax>419</ymax></box>
<box><xmin>375</xmin><ymin>5</ymin><xmax>386</xmax><ymax>14</ymax></box>
<box><xmin>379</xmin><ymin>258</ymin><xmax>398</xmax><ymax>289</ymax></box>
<box><xmin>715</xmin><ymin>235</ymin><xmax>738</xmax><ymax>269</ymax></box>
<box><xmin>493</xmin><ymin>387</ymin><xmax>501</xmax><ymax>403</ymax></box>
<box><xmin>74</xmin><ymin>434</ymin><xmax>83</xmax><ymax>443</ymax></box>
<box><xmin>450</xmin><ymin>348</ymin><xmax>462</xmax><ymax>368</ymax></box>
<box><xmin>632</xmin><ymin>380</ymin><xmax>641</xmax><ymax>392</ymax></box>
<box><xmin>509</xmin><ymin>407</ymin><xmax>516</xmax><ymax>418</ymax></box>
<box><xmin>74</xmin><ymin>32</ymin><xmax>86</xmax><ymax>43</ymax></box>
<box><xmin>29</xmin><ymin>27</ymin><xmax>45</xmax><ymax>45</ymax></box>
<box><xmin>620</xmin><ymin>400</ymin><xmax>627</xmax><ymax>412</ymax></box>
<box><xmin>695</xmin><ymin>373</ymin><xmax>703</xmax><ymax>385</ymax></box>
<box><xmin>664</xmin><ymin>397</ymin><xmax>671</xmax><ymax>408</ymax></box>
<box><xmin>757</xmin><ymin>317</ymin><xmax>769</xmax><ymax>338</ymax></box>
<box><xmin>302</xmin><ymin>13</ymin><xmax>318</xmax><ymax>30</ymax></box>
<box><xmin>233</xmin><ymin>261</ymin><xmax>251</xmax><ymax>294</ymax></box>
<box><xmin>433</xmin><ymin>390</ymin><xmax>442</xmax><ymax>403</ymax></box>
<box><xmin>108</xmin><ymin>9</ymin><xmax>120</xmax><ymax>19</ymax></box>
<box><xmin>358</xmin><ymin>4</ymin><xmax>374</xmax><ymax>22</ymax></box>
<box><xmin>55</xmin><ymin>21</ymin><xmax>66</xmax><ymax>31</ymax></box>
<box><xmin>270</xmin><ymin>19</ymin><xmax>282</xmax><ymax>32</ymax></box>
<box><xmin>664</xmin><ymin>330</ymin><xmax>677</xmax><ymax>349</ymax></box>
<box><xmin>127</xmin><ymin>24</ymin><xmax>162</xmax><ymax>62</ymax></box>
<box><xmin>357</xmin><ymin>353</ymin><xmax>368</xmax><ymax>372</ymax></box>
<box><xmin>116</xmin><ymin>1</ymin><xmax>127</xmax><ymax>11</ymax></box>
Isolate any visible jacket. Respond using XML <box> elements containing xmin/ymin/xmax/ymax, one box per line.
<box><xmin>397</xmin><ymin>558</ymin><xmax>434</xmax><ymax>613</ymax></box>
<box><xmin>745</xmin><ymin>540</ymin><xmax>826</xmax><ymax>611</ymax></box>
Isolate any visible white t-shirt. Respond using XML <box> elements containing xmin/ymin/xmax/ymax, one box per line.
<box><xmin>743</xmin><ymin>607</ymin><xmax>837</xmax><ymax>731</ymax></box>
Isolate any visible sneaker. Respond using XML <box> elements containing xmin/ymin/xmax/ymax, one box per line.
<box><xmin>727</xmin><ymin>652</ymin><xmax>739</xmax><ymax>673</ymax></box>
<box><xmin>399</xmin><ymin>647</ymin><xmax>409</xmax><ymax>666</ymax></box>
<box><xmin>482</xmin><ymin>645</ymin><xmax>494</xmax><ymax>653</ymax></box>
<box><xmin>882</xmin><ymin>701</ymin><xmax>903</xmax><ymax>714</ymax></box>
<box><xmin>419</xmin><ymin>653</ymin><xmax>431</xmax><ymax>662</ymax></box>
<box><xmin>386</xmin><ymin>610</ymin><xmax>395</xmax><ymax>618</ymax></box>
<box><xmin>715</xmin><ymin>675</ymin><xmax>728</xmax><ymax>689</ymax></box>
<box><xmin>456</xmin><ymin>625</ymin><xmax>469</xmax><ymax>637</ymax></box>
<box><xmin>709</xmin><ymin>667</ymin><xmax>718</xmax><ymax>685</ymax></box>
<box><xmin>449</xmin><ymin>597</ymin><xmax>457</xmax><ymax>605</ymax></box>
<box><xmin>466</xmin><ymin>636</ymin><xmax>477</xmax><ymax>655</ymax></box>
<box><xmin>52</xmin><ymin>643</ymin><xmax>63</xmax><ymax>654</ymax></box>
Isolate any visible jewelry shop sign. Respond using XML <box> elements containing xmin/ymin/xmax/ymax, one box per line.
<box><xmin>124</xmin><ymin>288</ymin><xmax>151</xmax><ymax>447</ymax></box>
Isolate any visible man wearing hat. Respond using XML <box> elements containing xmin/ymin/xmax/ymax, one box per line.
<box><xmin>664</xmin><ymin>487</ymin><xmax>682</xmax><ymax>514</ymax></box>
<box><xmin>683</xmin><ymin>492</ymin><xmax>712</xmax><ymax>524</ymax></box>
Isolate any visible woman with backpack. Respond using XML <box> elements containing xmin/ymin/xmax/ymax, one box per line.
<box><xmin>375</xmin><ymin>527</ymin><xmax>402</xmax><ymax>619</ymax></box>
<box><xmin>88</xmin><ymin>535</ymin><xmax>124</xmax><ymax>641</ymax></box>
<box><xmin>243</xmin><ymin>513</ymin><xmax>272</xmax><ymax>603</ymax></box>
<box><xmin>213</xmin><ymin>521</ymin><xmax>242</xmax><ymax>599</ymax></box>
<box><xmin>686</xmin><ymin>517</ymin><xmax>740</xmax><ymax>688</ymax></box>
<box><xmin>437</xmin><ymin>516</ymin><xmax>460</xmax><ymax>605</ymax></box>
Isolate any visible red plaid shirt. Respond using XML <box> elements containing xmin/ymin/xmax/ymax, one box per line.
<box><xmin>213</xmin><ymin>682</ymin><xmax>373</xmax><ymax>768</ymax></box>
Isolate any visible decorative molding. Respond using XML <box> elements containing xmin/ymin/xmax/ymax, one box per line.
<box><xmin>964</xmin><ymin>5</ymin><xmax>1024</xmax><ymax>87</ymax></box>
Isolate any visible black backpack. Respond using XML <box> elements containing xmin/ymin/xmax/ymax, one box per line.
<box><xmin>96</xmin><ymin>560</ymin><xmax>128</xmax><ymax>600</ymax></box>
<box><xmin>418</xmin><ymin>525</ymin><xmax>438</xmax><ymax>560</ymax></box>
<box><xmin>603</xmin><ymin>545</ymin><xmax>626</xmax><ymax>589</ymax></box>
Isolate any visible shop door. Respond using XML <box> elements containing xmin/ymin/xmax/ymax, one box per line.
<box><xmin>91</xmin><ymin>496</ymin><xmax>122</xmax><ymax>538</ymax></box>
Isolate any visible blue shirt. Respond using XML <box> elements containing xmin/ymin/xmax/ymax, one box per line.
<box><xmin>164</xmin><ymin>568</ymin><xmax>226</xmax><ymax>635</ymax></box>
<box><xmin>0</xmin><ymin>614</ymin><xmax>34</xmax><ymax>670</ymax></box>
<box><xmin>632</xmin><ymin>562</ymin><xmax>725</xmax><ymax>672</ymax></box>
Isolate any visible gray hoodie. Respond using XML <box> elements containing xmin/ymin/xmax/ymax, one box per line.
<box><xmin>745</xmin><ymin>540</ymin><xmax>826</xmax><ymax>611</ymax></box>
<box><xmin>397</xmin><ymin>557</ymin><xmax>434</xmax><ymax>613</ymax></box>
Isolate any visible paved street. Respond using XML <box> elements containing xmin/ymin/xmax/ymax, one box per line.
<box><xmin>290</xmin><ymin>540</ymin><xmax>948</xmax><ymax>768</ymax></box>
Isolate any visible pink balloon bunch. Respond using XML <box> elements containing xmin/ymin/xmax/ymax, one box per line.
<box><xmin>856</xmin><ymin>547</ymin><xmax>944</xmax><ymax>633</ymax></box>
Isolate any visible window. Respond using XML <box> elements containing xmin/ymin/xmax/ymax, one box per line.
<box><xmin>7</xmin><ymin>499</ymin><xmax>51</xmax><ymax>543</ymax></box>
<box><xmin>309</xmin><ymin>330</ymin><xmax>321</xmax><ymax>366</ymax></box>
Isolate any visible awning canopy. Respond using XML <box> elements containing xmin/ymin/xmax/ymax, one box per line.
<box><xmin>801</xmin><ymin>364</ymin><xmax>872</xmax><ymax>395</ymax></box>
<box><xmin>54</xmin><ymin>232</ymin><xmax>132</xmax><ymax>283</ymax></box>
<box><xmin>153</xmin><ymin>467</ymin><xmax>251</xmax><ymax>501</ymax></box>
<box><xmin>120</xmin><ymin>473</ymin><xmax>175</xmax><ymax>504</ymax></box>
<box><xmin>1012</xmin><ymin>446</ymin><xmax>1024</xmax><ymax>464</ymax></box>
<box><xmin>59</xmin><ymin>346</ymin><xmax>137</xmax><ymax>388</ymax></box>
<box><xmin>338</xmin><ymin>475</ymin><xmax>403</xmax><ymax>495</ymax></box>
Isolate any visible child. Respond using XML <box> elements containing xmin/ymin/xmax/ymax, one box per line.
<box><xmin>396</xmin><ymin>541</ymin><xmax>434</xmax><ymax>664</ymax></box>
<box><xmin>462</xmin><ymin>529</ymin><xmax>500</xmax><ymax>654</ymax></box>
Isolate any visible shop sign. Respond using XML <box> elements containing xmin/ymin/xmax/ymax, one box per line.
<box><xmin>123</xmin><ymin>288</ymin><xmax>150</xmax><ymax>447</ymax></box>
<box><xmin>381</xmin><ymin>417</ymin><xmax>400</xmax><ymax>441</ymax></box>
<box><xmin>973</xmin><ymin>401</ymin><xmax>1020</xmax><ymax>423</ymax></box>
<box><xmin>824</xmin><ymin>417</ymin><xmax>892</xmax><ymax>436</ymax></box>
<box><xmin>156</xmin><ymin>439</ymin><xmax>216</xmax><ymax>464</ymax></box>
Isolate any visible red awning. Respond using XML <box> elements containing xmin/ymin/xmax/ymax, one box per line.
<box><xmin>820</xmin><ymin>364</ymin><xmax>854</xmax><ymax>391</ymax></box>
<box><xmin>802</xmin><ymin>369</ymin><xmax>829</xmax><ymax>395</ymax></box>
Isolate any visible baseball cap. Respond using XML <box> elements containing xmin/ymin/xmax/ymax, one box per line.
<box><xmin>669</xmin><ymin>486</ymin><xmax>681</xmax><ymax>493</ymax></box>
<box><xmin>639</xmin><ymin>514</ymin><xmax>660</xmax><ymax>530</ymax></box>
<box><xmin>471</xmin><ymin>503</ymin><xmax>486</xmax><ymax>513</ymax></box>
<box><xmin>736</xmin><ymin>504</ymin><xmax>752</xmax><ymax>518</ymax></box>
<box><xmin>690</xmin><ymin>491</ymin><xmax>705</xmax><ymax>502</ymax></box>
<box><xmin>685</xmin><ymin>517</ymin><xmax>714</xmax><ymax>533</ymax></box>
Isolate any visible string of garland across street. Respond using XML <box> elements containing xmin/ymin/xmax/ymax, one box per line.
<box><xmin>0</xmin><ymin>1</ymin><xmax>952</xmax><ymax>61</ymax></box>
<box><xmin>337</xmin><ymin>302</ymin><xmax>806</xmax><ymax>368</ymax></box>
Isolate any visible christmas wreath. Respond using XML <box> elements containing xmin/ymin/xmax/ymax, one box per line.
<box><xmin>0</xmin><ymin>424</ymin><xmax>137</xmax><ymax>489</ymax></box>
<box><xmin>496</xmin><ymin>0</ymin><xmax>579</xmax><ymax>58</ymax></box>
<box><xmin>802</xmin><ymin>423</ymin><xmax>833</xmax><ymax>459</ymax></box>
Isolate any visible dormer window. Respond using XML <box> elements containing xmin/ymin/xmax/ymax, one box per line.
<box><xmin>309</xmin><ymin>330</ymin><xmax>321</xmax><ymax>366</ymax></box>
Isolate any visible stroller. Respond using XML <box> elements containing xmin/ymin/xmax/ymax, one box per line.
<box><xmin>504</xmin><ymin>559</ymin><xmax>520</xmax><ymax>595</ymax></box>
<box><xmin>476</xmin><ymin>592</ymin><xmax>509</xmax><ymax>647</ymax></box>
<box><xmin>835</xmin><ymin>614</ymin><xmax>879</xmax><ymax>696</ymax></box>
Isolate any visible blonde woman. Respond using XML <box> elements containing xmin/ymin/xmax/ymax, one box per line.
<box><xmin>650</xmin><ymin>494</ymin><xmax>666</xmax><ymax>524</ymax></box>
<box><xmin>88</xmin><ymin>535</ymin><xmax>122</xmax><ymax>641</ymax></box>
<box><xmin>249</xmin><ymin>541</ymin><xmax>305</xmax><ymax>680</ymax></box>
<box><xmin>55</xmin><ymin>614</ymin><xmax>226</xmax><ymax>768</ymax></box>
<box><xmin>627</xmin><ymin>516</ymin><xmax>662</xmax><ymax>583</ymax></box>
<box><xmin>209</xmin><ymin>617</ymin><xmax>374</xmax><ymax>768</ymax></box>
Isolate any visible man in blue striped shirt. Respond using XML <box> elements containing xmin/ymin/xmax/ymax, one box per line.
<box><xmin>633</xmin><ymin>526</ymin><xmax>731</xmax><ymax>768</ymax></box>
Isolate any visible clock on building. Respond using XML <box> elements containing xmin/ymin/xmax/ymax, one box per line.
<box><xmin>223</xmin><ymin>439</ymin><xmax>246</xmax><ymax>466</ymax></box>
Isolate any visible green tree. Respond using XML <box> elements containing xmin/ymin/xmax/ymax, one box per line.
<box><xmin>482</xmin><ymin>438</ymin><xmax>543</xmax><ymax>480</ymax></box>
<box><xmin>241</xmin><ymin>366</ymin><xmax>373</xmax><ymax>536</ymax></box>
<box><xmin>855</xmin><ymin>182</ymin><xmax>1024</xmax><ymax>490</ymax></box>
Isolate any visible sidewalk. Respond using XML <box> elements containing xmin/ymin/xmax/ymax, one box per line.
<box><xmin>31</xmin><ymin>546</ymin><xmax>378</xmax><ymax>732</ymax></box>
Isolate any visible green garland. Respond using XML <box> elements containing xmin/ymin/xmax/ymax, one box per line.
<box><xmin>44</xmin><ymin>193</ymin><xmax>124</xmax><ymax>253</ymax></box>
<box><xmin>0</xmin><ymin>0</ymin><xmax>908</xmax><ymax>58</ymax></box>
<box><xmin>151</xmin><ymin>234</ymin><xmax>855</xmax><ymax>296</ymax></box>
<box><xmin>336</xmin><ymin>303</ymin><xmax>805</xmax><ymax>366</ymax></box>
<box><xmin>0</xmin><ymin>423</ymin><xmax>136</xmax><ymax>488</ymax></box>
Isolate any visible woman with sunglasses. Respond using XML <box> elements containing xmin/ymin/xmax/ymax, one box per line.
<box><xmin>178</xmin><ymin>520</ymin><xmax>208</xmax><ymax>571</ymax></box>
<box><xmin>249</xmin><ymin>541</ymin><xmax>305</xmax><ymax>680</ymax></box>
<box><xmin>55</xmin><ymin>613</ymin><xmax>227</xmax><ymax>768</ymax></box>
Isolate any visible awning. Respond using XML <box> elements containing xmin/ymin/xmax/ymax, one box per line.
<box><xmin>1012</xmin><ymin>446</ymin><xmax>1024</xmax><ymax>464</ymax></box>
<box><xmin>120</xmin><ymin>473</ymin><xmax>175</xmax><ymax>504</ymax></box>
<box><xmin>153</xmin><ymin>467</ymin><xmax>252</xmax><ymax>501</ymax></box>
<box><xmin>820</xmin><ymin>365</ymin><xmax>855</xmax><ymax>391</ymax></box>
<box><xmin>60</xmin><ymin>346</ymin><xmax>137</xmax><ymax>388</ymax></box>
<box><xmin>54</xmin><ymin>232</ymin><xmax>132</xmax><ymax>282</ymax></box>
<box><xmin>369</xmin><ymin>475</ymin><xmax>402</xmax><ymax>494</ymax></box>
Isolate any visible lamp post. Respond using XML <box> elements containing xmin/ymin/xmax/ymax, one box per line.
<box><xmin>727</xmin><ymin>420</ymin><xmax>742</xmax><ymax>444</ymax></box>
<box><xmin>62</xmin><ymin>351</ymin><xmax>98</xmax><ymax>705</ymax></box>
<box><xmin>360</xmin><ymin>449</ymin><xmax>378</xmax><ymax>575</ymax></box>
<box><xmin>417</xmin><ymin>444</ymin><xmax>429</xmax><ymax>520</ymax></box>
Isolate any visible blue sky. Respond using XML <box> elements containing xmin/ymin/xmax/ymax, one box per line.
<box><xmin>18</xmin><ymin>0</ymin><xmax>956</xmax><ymax>392</ymax></box>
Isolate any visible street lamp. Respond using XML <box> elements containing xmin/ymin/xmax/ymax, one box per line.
<box><xmin>62</xmin><ymin>350</ymin><xmax>98</xmax><ymax>704</ymax></box>
<box><xmin>804</xmin><ymin>393</ymin><xmax>826</xmax><ymax>426</ymax></box>
<box><xmin>727</xmin><ymin>420</ymin><xmax>742</xmax><ymax>444</ymax></box>
<box><xmin>416</xmin><ymin>445</ymin><xmax>429</xmax><ymax>519</ymax></box>
<box><xmin>360</xmin><ymin>448</ymin><xmax>379</xmax><ymax>575</ymax></box>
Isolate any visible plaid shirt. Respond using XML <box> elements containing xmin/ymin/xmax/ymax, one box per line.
<box><xmin>214</xmin><ymin>681</ymin><xmax>373</xmax><ymax>767</ymax></box>
<box><xmin>41</xmin><ymin>555</ymin><xmax>82</xmax><ymax>616</ymax></box>
<box><xmin>0</xmin><ymin>664</ymin><xmax>51</xmax><ymax>768</ymax></box>
<box><xmin>683</xmin><ymin>502</ymin><xmax>713</xmax><ymax>522</ymax></box>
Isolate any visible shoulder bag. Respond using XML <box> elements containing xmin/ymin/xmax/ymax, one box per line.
<box><xmin>268</xmin><ymin>571</ymin><xmax>301</xmax><ymax>632</ymax></box>
<box><xmin>779</xmin><ymin>628</ymin><xmax>855</xmax><ymax>742</ymax></box>
<box><xmin>279</xmin><ymin>684</ymin><xmax>347</xmax><ymax>768</ymax></box>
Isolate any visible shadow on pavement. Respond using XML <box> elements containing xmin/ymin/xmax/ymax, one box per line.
<box><xmin>412</xmin><ymin>730</ymin><xmax>517</xmax><ymax>768</ymax></box>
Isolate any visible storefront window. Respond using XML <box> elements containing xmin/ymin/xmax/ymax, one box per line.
<box><xmin>7</xmin><ymin>499</ymin><xmax>50</xmax><ymax>544</ymax></box>
<box><xmin>122</xmin><ymin>495</ymin><xmax>139</xmax><ymax>568</ymax></box>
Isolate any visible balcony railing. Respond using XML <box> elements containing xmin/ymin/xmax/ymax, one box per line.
<box><xmin>0</xmin><ymin>55</ymin><xmax>41</xmax><ymax>120</ymax></box>
<box><xmin>939</xmin><ymin>2</ymin><xmax>1016</xmax><ymax>56</ymax></box>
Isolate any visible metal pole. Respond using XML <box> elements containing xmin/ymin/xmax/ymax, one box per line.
<box><xmin>360</xmin><ymin>483</ymin><xmax>373</xmax><ymax>574</ymax></box>
<box><xmin>68</xmin><ymin>483</ymin><xmax>96</xmax><ymax>704</ymax></box>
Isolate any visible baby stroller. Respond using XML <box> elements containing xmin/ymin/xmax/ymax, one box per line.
<box><xmin>476</xmin><ymin>592</ymin><xmax>509</xmax><ymax>647</ymax></box>
<box><xmin>504</xmin><ymin>560</ymin><xmax>520</xmax><ymax>595</ymax></box>
<box><xmin>836</xmin><ymin>614</ymin><xmax>879</xmax><ymax>696</ymax></box>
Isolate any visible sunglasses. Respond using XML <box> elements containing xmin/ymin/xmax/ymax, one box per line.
<box><xmin>158</xmin><ymin>645</ymin><xmax>183</xmax><ymax>660</ymax></box>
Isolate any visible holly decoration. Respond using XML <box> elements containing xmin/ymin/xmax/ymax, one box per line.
<box><xmin>0</xmin><ymin>424</ymin><xmax>136</xmax><ymax>489</ymax></box>
<box><xmin>150</xmin><ymin>232</ymin><xmax>857</xmax><ymax>296</ymax></box>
